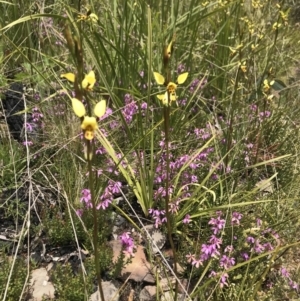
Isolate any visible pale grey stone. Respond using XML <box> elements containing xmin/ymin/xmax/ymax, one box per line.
<box><xmin>139</xmin><ymin>285</ymin><xmax>156</xmax><ymax>301</ymax></box>
<box><xmin>29</xmin><ymin>268</ymin><xmax>55</xmax><ymax>301</ymax></box>
<box><xmin>89</xmin><ymin>281</ymin><xmax>119</xmax><ymax>301</ymax></box>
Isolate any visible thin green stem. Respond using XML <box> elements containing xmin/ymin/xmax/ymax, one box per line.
<box><xmin>87</xmin><ymin>140</ymin><xmax>105</xmax><ymax>301</ymax></box>
<box><xmin>163</xmin><ymin>104</ymin><xmax>178</xmax><ymax>300</ymax></box>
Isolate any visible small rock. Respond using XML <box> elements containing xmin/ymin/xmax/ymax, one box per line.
<box><xmin>29</xmin><ymin>268</ymin><xmax>55</xmax><ymax>301</ymax></box>
<box><xmin>177</xmin><ymin>279</ymin><xmax>191</xmax><ymax>294</ymax></box>
<box><xmin>109</xmin><ymin>240</ymin><xmax>155</xmax><ymax>283</ymax></box>
<box><xmin>30</xmin><ymin>252</ymin><xmax>42</xmax><ymax>263</ymax></box>
<box><xmin>46</xmin><ymin>262</ymin><xmax>54</xmax><ymax>271</ymax></box>
<box><xmin>158</xmin><ymin>277</ymin><xmax>191</xmax><ymax>296</ymax></box>
<box><xmin>121</xmin><ymin>245</ymin><xmax>155</xmax><ymax>282</ymax></box>
<box><xmin>255</xmin><ymin>178</ymin><xmax>274</xmax><ymax>194</ymax></box>
<box><xmin>161</xmin><ymin>291</ymin><xmax>186</xmax><ymax>301</ymax></box>
<box><xmin>159</xmin><ymin>277</ymin><xmax>176</xmax><ymax>291</ymax></box>
<box><xmin>175</xmin><ymin>263</ymin><xmax>185</xmax><ymax>275</ymax></box>
<box><xmin>144</xmin><ymin>225</ymin><xmax>166</xmax><ymax>254</ymax></box>
<box><xmin>115</xmin><ymin>214</ymin><xmax>126</xmax><ymax>226</ymax></box>
<box><xmin>110</xmin><ymin>240</ymin><xmax>122</xmax><ymax>262</ymax></box>
<box><xmin>89</xmin><ymin>281</ymin><xmax>119</xmax><ymax>301</ymax></box>
<box><xmin>139</xmin><ymin>285</ymin><xmax>156</xmax><ymax>301</ymax></box>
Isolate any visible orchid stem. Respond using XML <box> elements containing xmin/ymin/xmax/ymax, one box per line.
<box><xmin>163</xmin><ymin>104</ymin><xmax>178</xmax><ymax>300</ymax></box>
<box><xmin>87</xmin><ymin>140</ymin><xmax>105</xmax><ymax>301</ymax></box>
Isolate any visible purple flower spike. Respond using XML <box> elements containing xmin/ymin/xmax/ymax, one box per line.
<box><xmin>81</xmin><ymin>189</ymin><xmax>91</xmax><ymax>203</ymax></box>
<box><xmin>220</xmin><ymin>273</ymin><xmax>229</xmax><ymax>288</ymax></box>
<box><xmin>120</xmin><ymin>232</ymin><xmax>135</xmax><ymax>256</ymax></box>
<box><xmin>208</xmin><ymin>216</ymin><xmax>226</xmax><ymax>235</ymax></box>
<box><xmin>220</xmin><ymin>255</ymin><xmax>235</xmax><ymax>269</ymax></box>
<box><xmin>183</xmin><ymin>214</ymin><xmax>191</xmax><ymax>224</ymax></box>
<box><xmin>231</xmin><ymin>212</ymin><xmax>243</xmax><ymax>225</ymax></box>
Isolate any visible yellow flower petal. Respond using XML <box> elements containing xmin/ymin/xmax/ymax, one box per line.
<box><xmin>61</xmin><ymin>73</ymin><xmax>76</xmax><ymax>82</ymax></box>
<box><xmin>82</xmin><ymin>78</ymin><xmax>89</xmax><ymax>89</ymax></box>
<box><xmin>153</xmin><ymin>72</ymin><xmax>165</xmax><ymax>85</ymax></box>
<box><xmin>82</xmin><ymin>70</ymin><xmax>96</xmax><ymax>90</ymax></box>
<box><xmin>158</xmin><ymin>91</ymin><xmax>177</xmax><ymax>106</ymax></box>
<box><xmin>170</xmin><ymin>92</ymin><xmax>177</xmax><ymax>101</ymax></box>
<box><xmin>94</xmin><ymin>99</ymin><xmax>106</xmax><ymax>118</ymax></box>
<box><xmin>157</xmin><ymin>92</ymin><xmax>169</xmax><ymax>106</ymax></box>
<box><xmin>89</xmin><ymin>13</ymin><xmax>98</xmax><ymax>23</ymax></box>
<box><xmin>263</xmin><ymin>79</ymin><xmax>270</xmax><ymax>92</ymax></box>
<box><xmin>81</xmin><ymin>116</ymin><xmax>98</xmax><ymax>131</ymax></box>
<box><xmin>240</xmin><ymin>65</ymin><xmax>247</xmax><ymax>73</ymax></box>
<box><xmin>177</xmin><ymin>72</ymin><xmax>188</xmax><ymax>84</ymax></box>
<box><xmin>71</xmin><ymin>98</ymin><xmax>86</xmax><ymax>117</ymax></box>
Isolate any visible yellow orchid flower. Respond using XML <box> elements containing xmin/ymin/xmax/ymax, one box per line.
<box><xmin>157</xmin><ymin>82</ymin><xmax>177</xmax><ymax>106</ymax></box>
<box><xmin>263</xmin><ymin>79</ymin><xmax>270</xmax><ymax>93</ymax></box>
<box><xmin>61</xmin><ymin>71</ymin><xmax>96</xmax><ymax>90</ymax></box>
<box><xmin>239</xmin><ymin>61</ymin><xmax>247</xmax><ymax>73</ymax></box>
<box><xmin>153</xmin><ymin>72</ymin><xmax>188</xmax><ymax>106</ymax></box>
<box><xmin>78</xmin><ymin>12</ymin><xmax>99</xmax><ymax>23</ymax></box>
<box><xmin>71</xmin><ymin>98</ymin><xmax>106</xmax><ymax>140</ymax></box>
<box><xmin>89</xmin><ymin>13</ymin><xmax>99</xmax><ymax>23</ymax></box>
